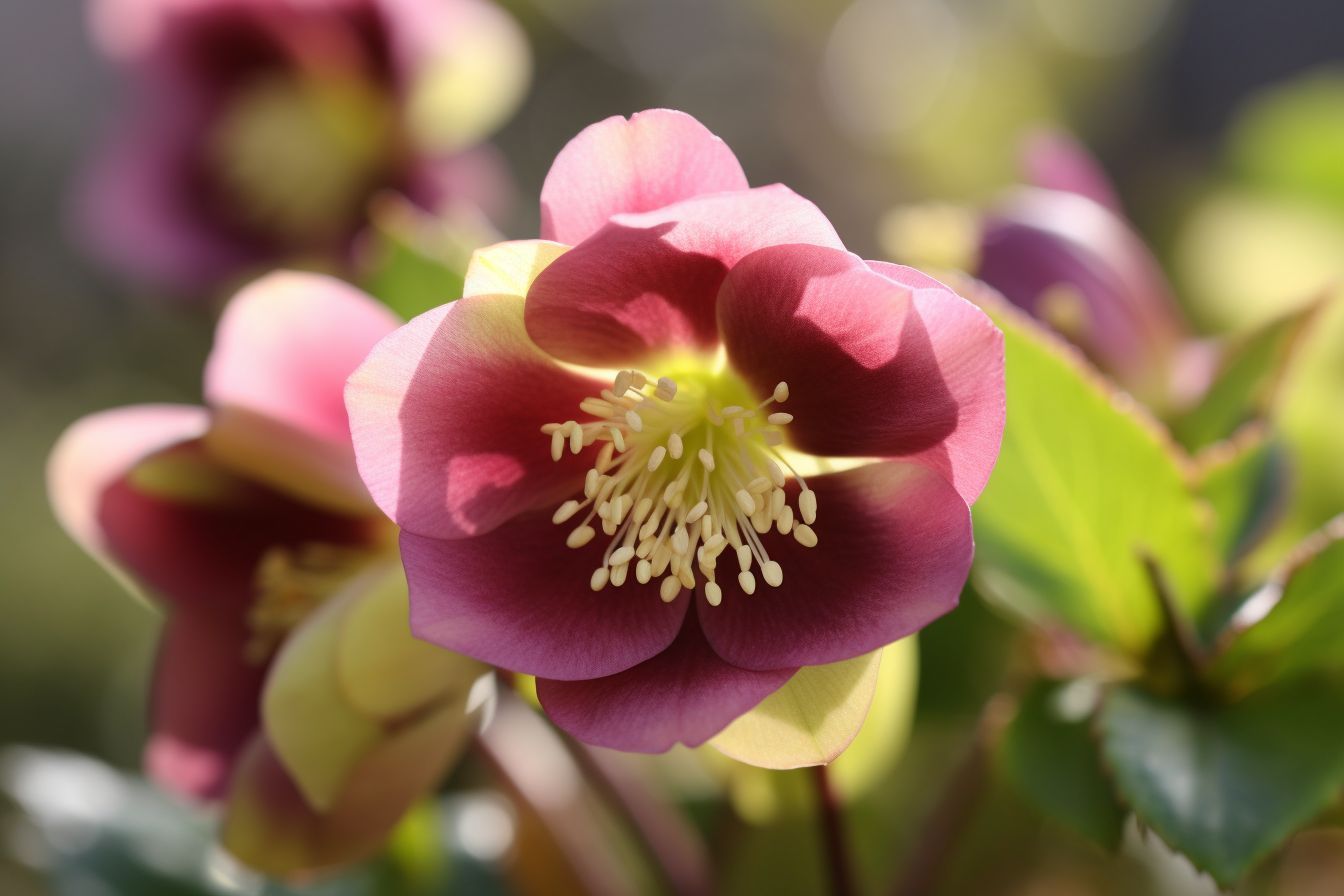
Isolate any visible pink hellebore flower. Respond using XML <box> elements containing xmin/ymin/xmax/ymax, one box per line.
<box><xmin>975</xmin><ymin>130</ymin><xmax>1193</xmax><ymax>407</ymax></box>
<box><xmin>48</xmin><ymin>273</ymin><xmax>489</xmax><ymax>876</ymax></box>
<box><xmin>79</xmin><ymin>0</ymin><xmax>528</xmax><ymax>291</ymax></box>
<box><xmin>347</xmin><ymin>110</ymin><xmax>1006</xmax><ymax>757</ymax></box>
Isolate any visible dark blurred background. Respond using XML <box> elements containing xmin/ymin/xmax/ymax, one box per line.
<box><xmin>4</xmin><ymin>1</ymin><xmax>1344</xmax><ymax>893</ymax></box>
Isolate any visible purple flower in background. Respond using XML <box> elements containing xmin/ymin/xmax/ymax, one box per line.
<box><xmin>79</xmin><ymin>0</ymin><xmax>528</xmax><ymax>293</ymax></box>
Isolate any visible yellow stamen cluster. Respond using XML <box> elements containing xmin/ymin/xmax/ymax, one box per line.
<box><xmin>542</xmin><ymin>369</ymin><xmax>819</xmax><ymax>606</ymax></box>
<box><xmin>245</xmin><ymin>543</ymin><xmax>371</xmax><ymax>663</ymax></box>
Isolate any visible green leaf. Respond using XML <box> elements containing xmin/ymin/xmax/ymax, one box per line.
<box><xmin>358</xmin><ymin>194</ymin><xmax>492</xmax><ymax>319</ymax></box>
<box><xmin>1212</xmin><ymin>518</ymin><xmax>1344</xmax><ymax>691</ymax></box>
<box><xmin>1262</xmin><ymin>289</ymin><xmax>1344</xmax><ymax>563</ymax></box>
<box><xmin>1191</xmin><ymin>427</ymin><xmax>1289</xmax><ymax>568</ymax></box>
<box><xmin>1174</xmin><ymin>302</ymin><xmax>1323</xmax><ymax>452</ymax></box>
<box><xmin>971</xmin><ymin>296</ymin><xmax>1216</xmax><ymax>655</ymax></box>
<box><xmin>998</xmin><ymin>681</ymin><xmax>1126</xmax><ymax>849</ymax></box>
<box><xmin>1098</xmin><ymin>680</ymin><xmax>1344</xmax><ymax>886</ymax></box>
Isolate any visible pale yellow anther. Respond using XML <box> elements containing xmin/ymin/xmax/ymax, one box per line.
<box><xmin>634</xmin><ymin>497</ymin><xmax>653</xmax><ymax>524</ymax></box>
<box><xmin>800</xmin><ymin>489</ymin><xmax>818</xmax><ymax>525</ymax></box>
<box><xmin>553</xmin><ymin>500</ymin><xmax>581</xmax><ymax>524</ymax></box>
<box><xmin>794</xmin><ymin>523</ymin><xmax>818</xmax><ymax>548</ymax></box>
<box><xmin>567</xmin><ymin>525</ymin><xmax>596</xmax><ymax>549</ymax></box>
<box><xmin>660</xmin><ymin>576</ymin><xmax>682</xmax><ymax>603</ymax></box>
<box><xmin>546</xmin><ymin>372</ymin><xmax>816</xmax><ymax>606</ymax></box>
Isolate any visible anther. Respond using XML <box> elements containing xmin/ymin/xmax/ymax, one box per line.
<box><xmin>625</xmin><ymin>410</ymin><xmax>643</xmax><ymax>431</ymax></box>
<box><xmin>767</xmin><ymin>412</ymin><xmax>793</xmax><ymax>425</ymax></box>
<box><xmin>773</xmin><ymin>382</ymin><xmax>789</xmax><ymax>402</ymax></box>
<box><xmin>660</xmin><ymin>576</ymin><xmax>682</xmax><ymax>603</ymax></box>
<box><xmin>668</xmin><ymin>433</ymin><xmax>683</xmax><ymax>459</ymax></box>
<box><xmin>590</xmin><ymin>567</ymin><xmax>609</xmax><ymax>591</ymax></box>
<box><xmin>705</xmin><ymin>581</ymin><xmax>722</xmax><ymax>607</ymax></box>
<box><xmin>799</xmin><ymin>490</ymin><xmax>817</xmax><ymax>525</ymax></box>
<box><xmin>762</xmin><ymin>561</ymin><xmax>783</xmax><ymax>587</ymax></box>
<box><xmin>553</xmin><ymin>500</ymin><xmax>580</xmax><ymax>524</ymax></box>
<box><xmin>648</xmin><ymin>445</ymin><xmax>667</xmax><ymax>471</ymax></box>
<box><xmin>567</xmin><ymin>525</ymin><xmax>596</xmax><ymax>548</ymax></box>
<box><xmin>738</xmin><ymin>571</ymin><xmax>757</xmax><ymax>595</ymax></box>
<box><xmin>794</xmin><ymin>523</ymin><xmax>818</xmax><ymax>548</ymax></box>
<box><xmin>698</xmin><ymin>448</ymin><xmax>716</xmax><ymax>471</ymax></box>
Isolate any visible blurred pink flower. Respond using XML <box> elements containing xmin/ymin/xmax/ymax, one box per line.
<box><xmin>78</xmin><ymin>0</ymin><xmax>528</xmax><ymax>292</ymax></box>
<box><xmin>49</xmin><ymin>273</ymin><xmax>488</xmax><ymax>876</ymax></box>
<box><xmin>346</xmin><ymin>109</ymin><xmax>1005</xmax><ymax>754</ymax></box>
<box><xmin>976</xmin><ymin>130</ymin><xmax>1192</xmax><ymax>406</ymax></box>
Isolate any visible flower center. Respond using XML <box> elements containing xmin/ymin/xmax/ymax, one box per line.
<box><xmin>245</xmin><ymin>542</ymin><xmax>374</xmax><ymax>663</ymax></box>
<box><xmin>543</xmin><ymin>366</ymin><xmax>819</xmax><ymax>606</ymax></box>
<box><xmin>210</xmin><ymin>73</ymin><xmax>395</xmax><ymax>243</ymax></box>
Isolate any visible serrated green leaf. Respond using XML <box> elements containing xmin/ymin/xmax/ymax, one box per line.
<box><xmin>1099</xmin><ymin>680</ymin><xmax>1344</xmax><ymax>886</ymax></box>
<box><xmin>971</xmin><ymin>298</ymin><xmax>1216</xmax><ymax>655</ymax></box>
<box><xmin>1174</xmin><ymin>303</ymin><xmax>1322</xmax><ymax>452</ymax></box>
<box><xmin>1192</xmin><ymin>428</ymin><xmax>1289</xmax><ymax>568</ymax></box>
<box><xmin>1212</xmin><ymin>519</ymin><xmax>1344</xmax><ymax>690</ymax></box>
<box><xmin>998</xmin><ymin>681</ymin><xmax>1126</xmax><ymax>850</ymax></box>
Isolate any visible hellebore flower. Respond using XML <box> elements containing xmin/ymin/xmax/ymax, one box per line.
<box><xmin>884</xmin><ymin>130</ymin><xmax>1192</xmax><ymax>410</ymax></box>
<box><xmin>48</xmin><ymin>273</ymin><xmax>490</xmax><ymax>876</ymax></box>
<box><xmin>79</xmin><ymin>0</ymin><xmax>529</xmax><ymax>291</ymax></box>
<box><xmin>346</xmin><ymin>109</ymin><xmax>1005</xmax><ymax>758</ymax></box>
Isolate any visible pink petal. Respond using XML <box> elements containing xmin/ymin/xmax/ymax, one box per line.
<box><xmin>1019</xmin><ymin>128</ymin><xmax>1123</xmax><ymax>215</ymax></box>
<box><xmin>525</xmin><ymin>185</ymin><xmax>844</xmax><ymax>367</ymax></box>
<box><xmin>536</xmin><ymin>613</ymin><xmax>793</xmax><ymax>752</ymax></box>
<box><xmin>717</xmin><ymin>244</ymin><xmax>1004</xmax><ymax>502</ymax></box>
<box><xmin>76</xmin><ymin>111</ymin><xmax>254</xmax><ymax>290</ymax></box>
<box><xmin>539</xmin><ymin>109</ymin><xmax>748</xmax><ymax>246</ymax></box>
<box><xmin>400</xmin><ymin>508</ymin><xmax>688</xmax><ymax>681</ymax></box>
<box><xmin>203</xmin><ymin>273</ymin><xmax>399</xmax><ymax>510</ymax></box>
<box><xmin>697</xmin><ymin>462</ymin><xmax>972</xmax><ymax>671</ymax></box>
<box><xmin>206</xmin><ymin>272</ymin><xmax>400</xmax><ymax>446</ymax></box>
<box><xmin>346</xmin><ymin>294</ymin><xmax>605</xmax><ymax>540</ymax></box>
<box><xmin>97</xmin><ymin>442</ymin><xmax>376</xmax><ymax>611</ymax></box>
<box><xmin>48</xmin><ymin>404</ymin><xmax>209</xmax><ymax>563</ymax></box>
<box><xmin>868</xmin><ymin>261</ymin><xmax>1006</xmax><ymax>502</ymax></box>
<box><xmin>145</xmin><ymin>608</ymin><xmax>265</xmax><ymax>801</ymax></box>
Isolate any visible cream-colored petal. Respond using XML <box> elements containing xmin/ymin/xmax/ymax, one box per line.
<box><xmin>463</xmin><ymin>239</ymin><xmax>569</xmax><ymax>299</ymax></box>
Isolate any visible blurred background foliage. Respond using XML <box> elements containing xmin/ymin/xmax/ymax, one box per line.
<box><xmin>5</xmin><ymin>0</ymin><xmax>1344</xmax><ymax>893</ymax></box>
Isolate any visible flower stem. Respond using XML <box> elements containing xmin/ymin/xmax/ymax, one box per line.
<box><xmin>561</xmin><ymin>736</ymin><xmax>713</xmax><ymax>896</ymax></box>
<box><xmin>811</xmin><ymin>764</ymin><xmax>856</xmax><ymax>896</ymax></box>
